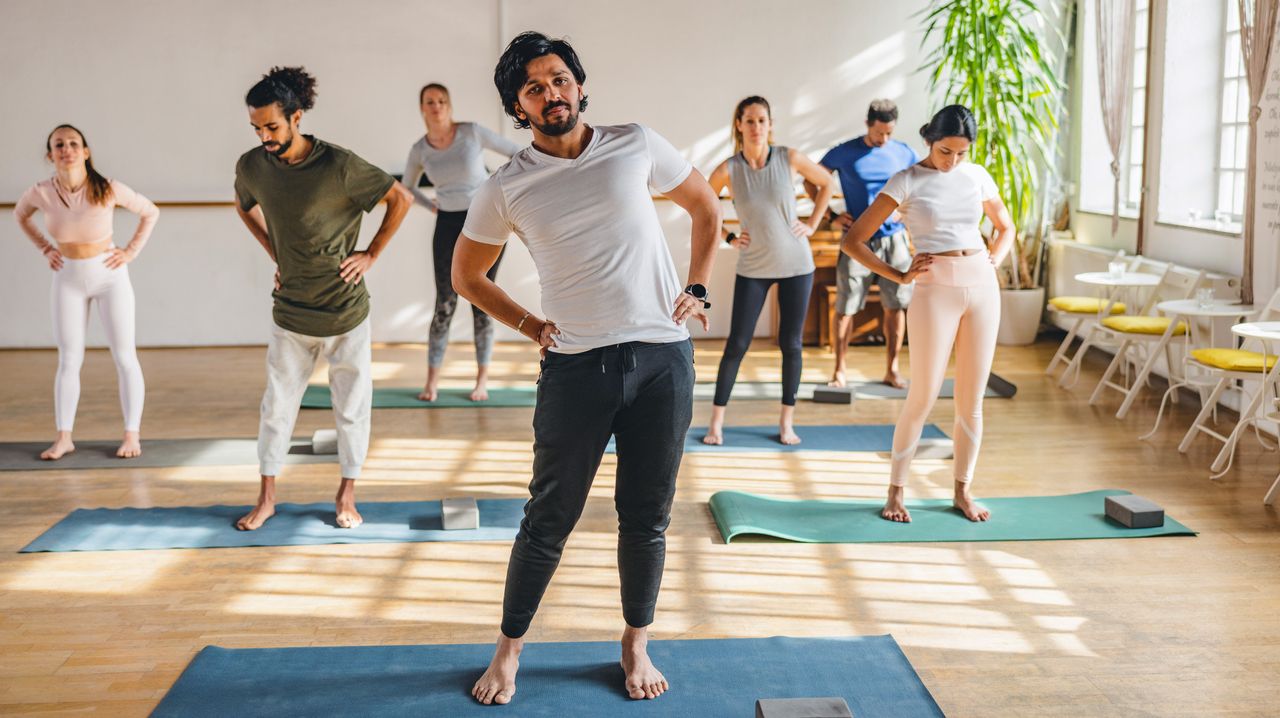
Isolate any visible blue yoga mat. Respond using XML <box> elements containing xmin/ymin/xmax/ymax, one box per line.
<box><xmin>20</xmin><ymin>499</ymin><xmax>526</xmax><ymax>553</ymax></box>
<box><xmin>152</xmin><ymin>635</ymin><xmax>942</xmax><ymax>717</ymax></box>
<box><xmin>607</xmin><ymin>423</ymin><xmax>946</xmax><ymax>454</ymax></box>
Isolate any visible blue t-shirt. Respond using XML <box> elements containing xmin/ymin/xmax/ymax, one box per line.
<box><xmin>820</xmin><ymin>137</ymin><xmax>918</xmax><ymax>238</ymax></box>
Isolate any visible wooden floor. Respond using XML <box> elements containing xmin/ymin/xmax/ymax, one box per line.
<box><xmin>1</xmin><ymin>336</ymin><xmax>1278</xmax><ymax>716</ymax></box>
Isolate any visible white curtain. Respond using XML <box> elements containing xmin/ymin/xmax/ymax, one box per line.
<box><xmin>1094</xmin><ymin>0</ymin><xmax>1138</xmax><ymax>239</ymax></box>
<box><xmin>1237</xmin><ymin>0</ymin><xmax>1280</xmax><ymax>305</ymax></box>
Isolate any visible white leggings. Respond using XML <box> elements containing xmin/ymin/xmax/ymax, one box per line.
<box><xmin>51</xmin><ymin>257</ymin><xmax>144</xmax><ymax>432</ymax></box>
<box><xmin>890</xmin><ymin>252</ymin><xmax>1000</xmax><ymax>487</ymax></box>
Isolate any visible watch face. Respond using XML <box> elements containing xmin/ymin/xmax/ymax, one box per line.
<box><xmin>687</xmin><ymin>283</ymin><xmax>708</xmax><ymax>299</ymax></box>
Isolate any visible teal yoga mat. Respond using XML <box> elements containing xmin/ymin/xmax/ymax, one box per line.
<box><xmin>708</xmin><ymin>490</ymin><xmax>1196</xmax><ymax>543</ymax></box>
<box><xmin>301</xmin><ymin>385</ymin><xmax>537</xmax><ymax>409</ymax></box>
<box><xmin>20</xmin><ymin>498</ymin><xmax>526</xmax><ymax>552</ymax></box>
<box><xmin>608</xmin><ymin>424</ymin><xmax>947</xmax><ymax>454</ymax></box>
<box><xmin>0</xmin><ymin>438</ymin><xmax>329</xmax><ymax>472</ymax></box>
<box><xmin>152</xmin><ymin>635</ymin><xmax>942</xmax><ymax>717</ymax></box>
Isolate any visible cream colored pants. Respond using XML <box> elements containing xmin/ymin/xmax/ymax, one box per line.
<box><xmin>258</xmin><ymin>318</ymin><xmax>371</xmax><ymax>479</ymax></box>
<box><xmin>890</xmin><ymin>252</ymin><xmax>1000</xmax><ymax>487</ymax></box>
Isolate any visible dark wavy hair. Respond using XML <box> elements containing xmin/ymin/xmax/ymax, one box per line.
<box><xmin>920</xmin><ymin>104</ymin><xmax>977</xmax><ymax>144</ymax></box>
<box><xmin>494</xmin><ymin>32</ymin><xmax>588</xmax><ymax>130</ymax></box>
<box><xmin>245</xmin><ymin>66</ymin><xmax>317</xmax><ymax>117</ymax></box>
<box><xmin>866</xmin><ymin>99</ymin><xmax>899</xmax><ymax>125</ymax></box>
<box><xmin>46</xmin><ymin>125</ymin><xmax>113</xmax><ymax>207</ymax></box>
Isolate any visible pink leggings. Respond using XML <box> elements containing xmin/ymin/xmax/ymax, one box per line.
<box><xmin>891</xmin><ymin>252</ymin><xmax>1000</xmax><ymax>487</ymax></box>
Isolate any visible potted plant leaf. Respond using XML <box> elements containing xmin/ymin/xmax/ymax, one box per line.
<box><xmin>920</xmin><ymin>0</ymin><xmax>1071</xmax><ymax>345</ymax></box>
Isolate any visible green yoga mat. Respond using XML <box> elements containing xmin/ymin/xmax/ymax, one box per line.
<box><xmin>708</xmin><ymin>490</ymin><xmax>1196</xmax><ymax>543</ymax></box>
<box><xmin>301</xmin><ymin>385</ymin><xmax>537</xmax><ymax>409</ymax></box>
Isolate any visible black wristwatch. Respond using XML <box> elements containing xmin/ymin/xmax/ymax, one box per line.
<box><xmin>724</xmin><ymin>231</ymin><xmax>737</xmax><ymax>245</ymax></box>
<box><xmin>684</xmin><ymin>283</ymin><xmax>711</xmax><ymax>309</ymax></box>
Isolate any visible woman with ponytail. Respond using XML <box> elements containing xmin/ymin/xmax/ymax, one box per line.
<box><xmin>13</xmin><ymin>125</ymin><xmax>159</xmax><ymax>460</ymax></box>
<box><xmin>841</xmin><ymin>104</ymin><xmax>1014</xmax><ymax>523</ymax></box>
<box><xmin>402</xmin><ymin>82</ymin><xmax>523</xmax><ymax>402</ymax></box>
<box><xmin>701</xmin><ymin>96</ymin><xmax>833</xmax><ymax>446</ymax></box>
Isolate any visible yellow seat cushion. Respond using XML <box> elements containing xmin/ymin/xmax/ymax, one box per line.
<box><xmin>1100</xmin><ymin>316</ymin><xmax>1187</xmax><ymax>335</ymax></box>
<box><xmin>1191</xmin><ymin>348</ymin><xmax>1278</xmax><ymax>371</ymax></box>
<box><xmin>1049</xmin><ymin>296</ymin><xmax>1127</xmax><ymax>314</ymax></box>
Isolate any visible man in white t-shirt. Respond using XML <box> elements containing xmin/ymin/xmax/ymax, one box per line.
<box><xmin>452</xmin><ymin>32</ymin><xmax>721</xmax><ymax>706</ymax></box>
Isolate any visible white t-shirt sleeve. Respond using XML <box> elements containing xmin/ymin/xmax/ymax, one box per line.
<box><xmin>461</xmin><ymin>176</ymin><xmax>513</xmax><ymax>246</ymax></box>
<box><xmin>878</xmin><ymin>167</ymin><xmax>911</xmax><ymax>205</ymax></box>
<box><xmin>972</xmin><ymin>164</ymin><xmax>999</xmax><ymax>201</ymax></box>
<box><xmin>641</xmin><ymin>125</ymin><xmax>693</xmax><ymax>194</ymax></box>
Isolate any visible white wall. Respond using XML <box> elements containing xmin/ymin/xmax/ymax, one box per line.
<box><xmin>0</xmin><ymin>0</ymin><xmax>934</xmax><ymax>348</ymax></box>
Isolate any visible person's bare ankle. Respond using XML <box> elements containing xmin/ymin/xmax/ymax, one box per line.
<box><xmin>621</xmin><ymin>626</ymin><xmax>668</xmax><ymax>700</ymax></box>
<box><xmin>472</xmin><ymin>634</ymin><xmax>523</xmax><ymax>705</ymax></box>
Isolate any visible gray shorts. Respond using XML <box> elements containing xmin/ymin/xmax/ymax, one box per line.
<box><xmin>835</xmin><ymin>231</ymin><xmax>913</xmax><ymax>314</ymax></box>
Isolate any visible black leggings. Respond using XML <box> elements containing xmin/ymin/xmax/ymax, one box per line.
<box><xmin>428</xmin><ymin>210</ymin><xmax>504</xmax><ymax>367</ymax></box>
<box><xmin>713</xmin><ymin>273</ymin><xmax>814</xmax><ymax>406</ymax></box>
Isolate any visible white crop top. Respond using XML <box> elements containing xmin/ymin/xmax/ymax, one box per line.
<box><xmin>877</xmin><ymin>162</ymin><xmax>998</xmax><ymax>254</ymax></box>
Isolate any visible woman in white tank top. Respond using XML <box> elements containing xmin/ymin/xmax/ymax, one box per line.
<box><xmin>841</xmin><ymin>105</ymin><xmax>1016</xmax><ymax>524</ymax></box>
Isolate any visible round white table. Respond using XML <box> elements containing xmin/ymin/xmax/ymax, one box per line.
<box><xmin>1075</xmin><ymin>271</ymin><xmax>1160</xmax><ymax>318</ymax></box>
<box><xmin>1221</xmin><ymin>321</ymin><xmax>1280</xmax><ymax>504</ymax></box>
<box><xmin>1156</xmin><ymin>299</ymin><xmax>1256</xmax><ymax>347</ymax></box>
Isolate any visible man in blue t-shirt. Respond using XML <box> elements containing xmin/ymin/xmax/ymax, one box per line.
<box><xmin>806</xmin><ymin>99</ymin><xmax>919</xmax><ymax>388</ymax></box>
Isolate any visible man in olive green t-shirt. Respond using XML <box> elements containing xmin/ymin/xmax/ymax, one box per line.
<box><xmin>232</xmin><ymin>66</ymin><xmax>412</xmax><ymax>531</ymax></box>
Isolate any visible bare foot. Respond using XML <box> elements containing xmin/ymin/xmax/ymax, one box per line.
<box><xmin>827</xmin><ymin>370</ymin><xmax>847</xmax><ymax>388</ymax></box>
<box><xmin>236</xmin><ymin>499</ymin><xmax>275</xmax><ymax>530</ymax></box>
<box><xmin>472</xmin><ymin>636</ymin><xmax>522</xmax><ymax>705</ymax></box>
<box><xmin>116</xmin><ymin>431</ymin><xmax>142</xmax><ymax>458</ymax></box>
<box><xmin>881</xmin><ymin>484</ymin><xmax>911</xmax><ymax>522</ymax></box>
<box><xmin>953</xmin><ymin>484</ymin><xmax>990</xmax><ymax>522</ymax></box>
<box><xmin>335</xmin><ymin>478</ymin><xmax>362</xmax><ymax>529</ymax></box>
<box><xmin>779</xmin><ymin>426</ymin><xmax>801</xmax><ymax>445</ymax></box>
<box><xmin>883</xmin><ymin>371</ymin><xmax>906</xmax><ymax>389</ymax></box>
<box><xmin>701</xmin><ymin>430</ymin><xmax>723</xmax><ymax>446</ymax></box>
<box><xmin>417</xmin><ymin>385</ymin><xmax>438</xmax><ymax>402</ymax></box>
<box><xmin>621</xmin><ymin>627</ymin><xmax>668</xmax><ymax>700</ymax></box>
<box><xmin>40</xmin><ymin>433</ymin><xmax>75</xmax><ymax>461</ymax></box>
<box><xmin>470</xmin><ymin>384</ymin><xmax>490</xmax><ymax>402</ymax></box>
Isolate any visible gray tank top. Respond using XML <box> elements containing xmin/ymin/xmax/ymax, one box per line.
<box><xmin>728</xmin><ymin>146</ymin><xmax>815</xmax><ymax>279</ymax></box>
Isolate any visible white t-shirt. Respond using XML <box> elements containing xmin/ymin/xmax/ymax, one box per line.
<box><xmin>462</xmin><ymin>123</ymin><xmax>694</xmax><ymax>354</ymax></box>
<box><xmin>877</xmin><ymin>162</ymin><xmax>999</xmax><ymax>254</ymax></box>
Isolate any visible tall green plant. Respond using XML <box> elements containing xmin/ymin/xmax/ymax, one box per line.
<box><xmin>921</xmin><ymin>0</ymin><xmax>1067</xmax><ymax>288</ymax></box>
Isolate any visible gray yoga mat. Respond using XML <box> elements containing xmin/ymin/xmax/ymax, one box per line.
<box><xmin>20</xmin><ymin>498</ymin><xmax>526</xmax><ymax>552</ymax></box>
<box><xmin>695</xmin><ymin>372</ymin><xmax>1015</xmax><ymax>402</ymax></box>
<box><xmin>0</xmin><ymin>438</ymin><xmax>330</xmax><ymax>472</ymax></box>
<box><xmin>606</xmin><ymin>424</ymin><xmax>947</xmax><ymax>454</ymax></box>
<box><xmin>152</xmin><ymin>635</ymin><xmax>943</xmax><ymax>717</ymax></box>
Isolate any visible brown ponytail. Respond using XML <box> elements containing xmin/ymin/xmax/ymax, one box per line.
<box><xmin>46</xmin><ymin>125</ymin><xmax>113</xmax><ymax>207</ymax></box>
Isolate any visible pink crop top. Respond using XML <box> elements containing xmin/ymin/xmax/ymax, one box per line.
<box><xmin>14</xmin><ymin>178</ymin><xmax>159</xmax><ymax>254</ymax></box>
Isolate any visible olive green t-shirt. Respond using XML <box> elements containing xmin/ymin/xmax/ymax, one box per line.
<box><xmin>234</xmin><ymin>137</ymin><xmax>396</xmax><ymax>337</ymax></box>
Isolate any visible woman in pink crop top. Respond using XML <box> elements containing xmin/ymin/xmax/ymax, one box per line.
<box><xmin>13</xmin><ymin>124</ymin><xmax>159</xmax><ymax>460</ymax></box>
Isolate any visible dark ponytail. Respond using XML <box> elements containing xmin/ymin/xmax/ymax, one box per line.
<box><xmin>46</xmin><ymin>125</ymin><xmax>112</xmax><ymax>207</ymax></box>
<box><xmin>245</xmin><ymin>66</ymin><xmax>318</xmax><ymax>116</ymax></box>
<box><xmin>920</xmin><ymin>104</ymin><xmax>977</xmax><ymax>144</ymax></box>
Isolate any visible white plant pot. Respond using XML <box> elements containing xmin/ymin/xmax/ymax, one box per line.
<box><xmin>997</xmin><ymin>287</ymin><xmax>1046</xmax><ymax>346</ymax></box>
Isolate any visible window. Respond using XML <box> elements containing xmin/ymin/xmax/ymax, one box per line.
<box><xmin>1123</xmin><ymin>0</ymin><xmax>1149</xmax><ymax>210</ymax></box>
<box><xmin>1217</xmin><ymin>5</ymin><xmax>1249</xmax><ymax>221</ymax></box>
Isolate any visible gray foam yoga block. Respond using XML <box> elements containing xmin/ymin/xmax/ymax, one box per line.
<box><xmin>812</xmin><ymin>386</ymin><xmax>854</xmax><ymax>404</ymax></box>
<box><xmin>915</xmin><ymin>437</ymin><xmax>954</xmax><ymax>459</ymax></box>
<box><xmin>311</xmin><ymin>429</ymin><xmax>338</xmax><ymax>455</ymax></box>
<box><xmin>756</xmin><ymin>697</ymin><xmax>854</xmax><ymax>718</ymax></box>
<box><xmin>442</xmin><ymin>497</ymin><xmax>480</xmax><ymax>530</ymax></box>
<box><xmin>1105</xmin><ymin>495</ymin><xmax>1164</xmax><ymax>528</ymax></box>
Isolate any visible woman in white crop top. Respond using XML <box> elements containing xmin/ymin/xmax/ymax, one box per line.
<box><xmin>840</xmin><ymin>105</ymin><xmax>1016</xmax><ymax>524</ymax></box>
<box><xmin>13</xmin><ymin>125</ymin><xmax>159</xmax><ymax>461</ymax></box>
